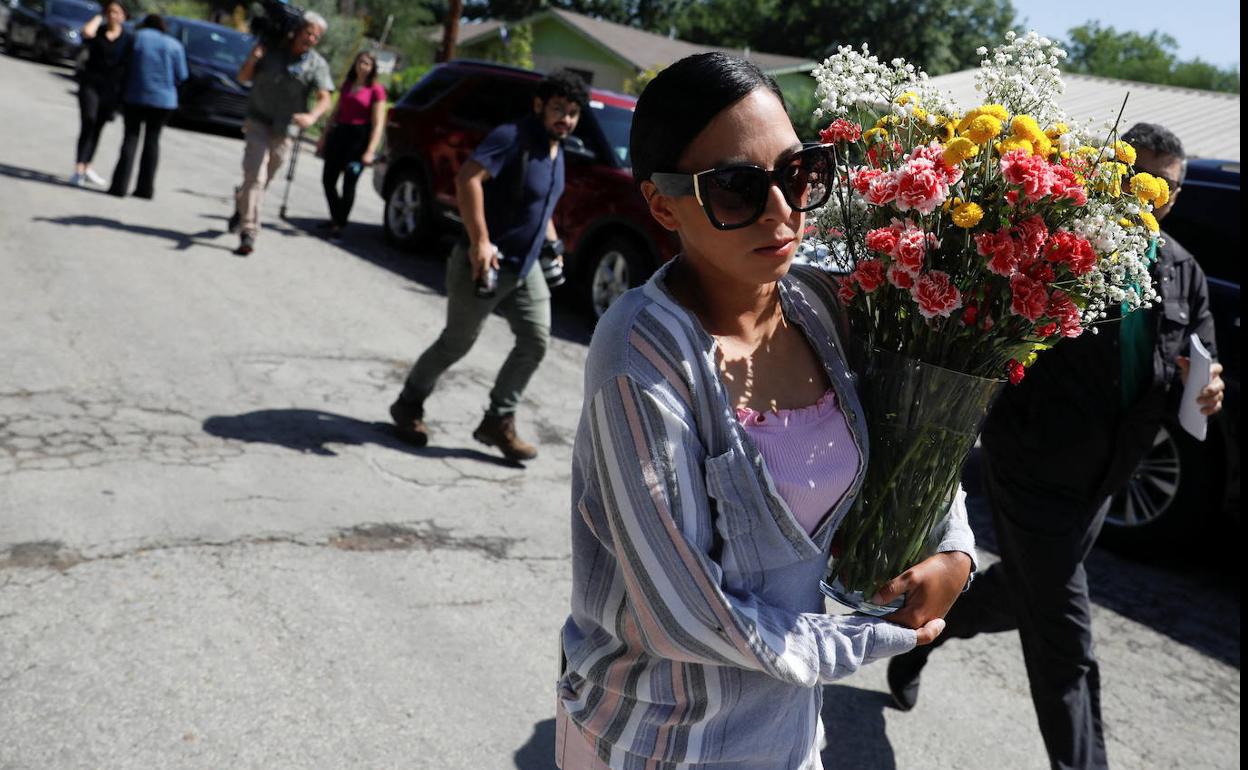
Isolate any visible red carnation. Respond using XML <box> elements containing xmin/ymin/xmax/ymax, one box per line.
<box><xmin>1000</xmin><ymin>150</ymin><xmax>1055</xmax><ymax>202</ymax></box>
<box><xmin>851</xmin><ymin>167</ymin><xmax>883</xmax><ymax>195</ymax></box>
<box><xmin>1049</xmin><ymin>165</ymin><xmax>1087</xmax><ymax>206</ymax></box>
<box><xmin>894</xmin><ymin>227</ymin><xmax>929</xmax><ymax>273</ymax></box>
<box><xmin>1035</xmin><ymin>322</ymin><xmax>1058</xmax><ymax>337</ymax></box>
<box><xmin>853</xmin><ymin>259</ymin><xmax>887</xmax><ymax>292</ymax></box>
<box><xmin>1044</xmin><ymin>231</ymin><xmax>1097</xmax><ymax>276</ymax></box>
<box><xmin>910</xmin><ymin>270</ymin><xmax>963</xmax><ymax>319</ymax></box>
<box><xmin>887</xmin><ymin>264</ymin><xmax>915</xmax><ymax>289</ymax></box>
<box><xmin>962</xmin><ymin>302</ymin><xmax>979</xmax><ymax>327</ymax></box>
<box><xmin>865</xmin><ymin>226</ymin><xmax>900</xmax><ymax>256</ymax></box>
<box><xmin>976</xmin><ymin>229</ymin><xmax>1019</xmax><ymax>276</ymax></box>
<box><xmin>837</xmin><ymin>276</ymin><xmax>858</xmax><ymax>304</ymax></box>
<box><xmin>1046</xmin><ymin>290</ymin><xmax>1084</xmax><ymax>337</ymax></box>
<box><xmin>1012</xmin><ymin>215</ymin><xmax>1049</xmax><ymax>262</ymax></box>
<box><xmin>894</xmin><ymin>158</ymin><xmax>948</xmax><ymax>215</ymax></box>
<box><xmin>1007</xmin><ymin>359</ymin><xmax>1026</xmax><ymax>385</ymax></box>
<box><xmin>820</xmin><ymin>118</ymin><xmax>863</xmax><ymax>144</ymax></box>
<box><xmin>1009</xmin><ymin>273</ymin><xmax>1049</xmax><ymax>321</ymax></box>
<box><xmin>865</xmin><ymin>172</ymin><xmax>901</xmax><ymax>205</ymax></box>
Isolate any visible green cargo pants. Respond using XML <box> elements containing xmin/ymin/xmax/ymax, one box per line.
<box><xmin>400</xmin><ymin>243</ymin><xmax>552</xmax><ymax>417</ymax></box>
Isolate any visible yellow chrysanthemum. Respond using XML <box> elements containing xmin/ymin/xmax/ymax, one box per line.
<box><xmin>1010</xmin><ymin>115</ymin><xmax>1045</xmax><ymax>141</ymax></box>
<box><xmin>952</xmin><ymin>202</ymin><xmax>985</xmax><ymax>228</ymax></box>
<box><xmin>896</xmin><ymin>91</ymin><xmax>920</xmax><ymax>106</ymax></box>
<box><xmin>961</xmin><ymin>115</ymin><xmax>1003</xmax><ymax>144</ymax></box>
<box><xmin>910</xmin><ymin>106</ymin><xmax>928</xmax><ymax>121</ymax></box>
<box><xmin>943</xmin><ymin>196</ymin><xmax>963</xmax><ymax>212</ymax></box>
<box><xmin>1045</xmin><ymin>122</ymin><xmax>1069</xmax><ymax>140</ymax></box>
<box><xmin>997</xmin><ymin>137</ymin><xmax>1034</xmax><ymax>155</ymax></box>
<box><xmin>863</xmin><ymin>127</ymin><xmax>889</xmax><ymax>144</ymax></box>
<box><xmin>1119</xmin><ymin>218</ymin><xmax>1134</xmax><ymax>228</ymax></box>
<box><xmin>875</xmin><ymin>115</ymin><xmax>897</xmax><ymax>129</ymax></box>
<box><xmin>956</xmin><ymin>105</ymin><xmax>1009</xmax><ymax>133</ymax></box>
<box><xmin>1154</xmin><ymin>178</ymin><xmax>1170</xmax><ymax>207</ymax></box>
<box><xmin>1130</xmin><ymin>172</ymin><xmax>1162</xmax><ymax>204</ymax></box>
<box><xmin>942</xmin><ymin>137</ymin><xmax>979</xmax><ymax>165</ymax></box>
<box><xmin>1139</xmin><ymin>212</ymin><xmax>1160</xmax><ymax>232</ymax></box>
<box><xmin>1114</xmin><ymin>140</ymin><xmax>1137</xmax><ymax>165</ymax></box>
<box><xmin>934</xmin><ymin>115</ymin><xmax>958</xmax><ymax>142</ymax></box>
<box><xmin>1032</xmin><ymin>135</ymin><xmax>1055</xmax><ymax>158</ymax></box>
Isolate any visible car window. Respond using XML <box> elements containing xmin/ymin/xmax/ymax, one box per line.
<box><xmin>1164</xmin><ymin>168</ymin><xmax>1240</xmax><ymax>284</ymax></box>
<box><xmin>589</xmin><ymin>100</ymin><xmax>632</xmax><ymax>167</ymax></box>
<box><xmin>180</xmin><ymin>24</ymin><xmax>253</xmax><ymax>69</ymax></box>
<box><xmin>25</xmin><ymin>0</ymin><xmax>46</xmax><ymax>14</ymax></box>
<box><xmin>450</xmin><ymin>75</ymin><xmax>535</xmax><ymax>128</ymax></box>
<box><xmin>48</xmin><ymin>0</ymin><xmax>95</xmax><ymax>21</ymax></box>
<box><xmin>401</xmin><ymin>68</ymin><xmax>460</xmax><ymax>109</ymax></box>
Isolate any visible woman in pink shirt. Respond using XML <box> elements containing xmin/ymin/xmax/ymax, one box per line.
<box><xmin>320</xmin><ymin>51</ymin><xmax>387</xmax><ymax>239</ymax></box>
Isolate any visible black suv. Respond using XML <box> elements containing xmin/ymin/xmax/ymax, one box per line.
<box><xmin>1101</xmin><ymin>159</ymin><xmax>1241</xmax><ymax>552</ymax></box>
<box><xmin>370</xmin><ymin>60</ymin><xmax>678</xmax><ymax>317</ymax></box>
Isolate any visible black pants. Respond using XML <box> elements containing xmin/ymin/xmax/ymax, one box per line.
<box><xmin>109</xmin><ymin>104</ymin><xmax>173</xmax><ymax>199</ymax></box>
<box><xmin>76</xmin><ymin>84</ymin><xmax>118</xmax><ymax>165</ymax></box>
<box><xmin>321</xmin><ymin>123</ymin><xmax>370</xmax><ymax>227</ymax></box>
<box><xmin>932</xmin><ymin>456</ymin><xmax>1111</xmax><ymax>770</ymax></box>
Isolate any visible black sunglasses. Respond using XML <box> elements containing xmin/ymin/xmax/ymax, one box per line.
<box><xmin>649</xmin><ymin>144</ymin><xmax>834</xmax><ymax>230</ymax></box>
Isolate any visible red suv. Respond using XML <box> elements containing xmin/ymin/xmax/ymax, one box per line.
<box><xmin>372</xmin><ymin>60</ymin><xmax>678</xmax><ymax>317</ymax></box>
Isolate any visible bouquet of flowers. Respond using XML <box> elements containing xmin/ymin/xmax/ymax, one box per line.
<box><xmin>809</xmin><ymin>32</ymin><xmax>1163</xmax><ymax>611</ymax></box>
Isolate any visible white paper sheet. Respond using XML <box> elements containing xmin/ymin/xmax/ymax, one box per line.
<box><xmin>1178</xmin><ymin>333</ymin><xmax>1212</xmax><ymax>441</ymax></box>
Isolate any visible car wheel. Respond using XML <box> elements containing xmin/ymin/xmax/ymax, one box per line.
<box><xmin>383</xmin><ymin>166</ymin><xmax>431</xmax><ymax>250</ymax></box>
<box><xmin>583</xmin><ymin>236</ymin><xmax>650</xmax><ymax>319</ymax></box>
<box><xmin>1099</xmin><ymin>421</ymin><xmax>1213</xmax><ymax>554</ymax></box>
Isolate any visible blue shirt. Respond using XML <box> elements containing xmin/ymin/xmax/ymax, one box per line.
<box><xmin>123</xmin><ymin>28</ymin><xmax>188</xmax><ymax>110</ymax></box>
<box><xmin>471</xmin><ymin>115</ymin><xmax>565</xmax><ymax>279</ymax></box>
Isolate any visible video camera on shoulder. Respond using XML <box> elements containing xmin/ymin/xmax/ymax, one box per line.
<box><xmin>250</xmin><ymin>0</ymin><xmax>306</xmax><ymax>49</ymax></box>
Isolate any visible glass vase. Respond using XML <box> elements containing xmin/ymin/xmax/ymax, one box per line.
<box><xmin>820</xmin><ymin>337</ymin><xmax>1004</xmax><ymax>615</ymax></box>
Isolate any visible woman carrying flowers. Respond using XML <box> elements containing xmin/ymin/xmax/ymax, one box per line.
<box><xmin>555</xmin><ymin>53</ymin><xmax>976</xmax><ymax>770</ymax></box>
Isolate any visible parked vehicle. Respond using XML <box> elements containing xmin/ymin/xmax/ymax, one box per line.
<box><xmin>371</xmin><ymin>60</ymin><xmax>678</xmax><ymax>317</ymax></box>
<box><xmin>3</xmin><ymin>0</ymin><xmax>98</xmax><ymax>63</ymax></box>
<box><xmin>0</xmin><ymin>1</ymin><xmax>15</xmax><ymax>39</ymax></box>
<box><xmin>1100</xmin><ymin>158</ymin><xmax>1241</xmax><ymax>553</ymax></box>
<box><xmin>165</xmin><ymin>17</ymin><xmax>252</xmax><ymax>131</ymax></box>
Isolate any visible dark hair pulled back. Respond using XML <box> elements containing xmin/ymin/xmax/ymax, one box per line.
<box><xmin>138</xmin><ymin>13</ymin><xmax>165</xmax><ymax>32</ymax></box>
<box><xmin>629</xmin><ymin>52</ymin><xmax>785</xmax><ymax>184</ymax></box>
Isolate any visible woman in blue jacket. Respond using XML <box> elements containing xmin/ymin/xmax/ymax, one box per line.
<box><xmin>108</xmin><ymin>14</ymin><xmax>187</xmax><ymax>199</ymax></box>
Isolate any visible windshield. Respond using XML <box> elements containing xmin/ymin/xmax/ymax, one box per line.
<box><xmin>592</xmin><ymin>101</ymin><xmax>633</xmax><ymax>168</ymax></box>
<box><xmin>49</xmin><ymin>1</ymin><xmax>98</xmax><ymax>22</ymax></box>
<box><xmin>180</xmin><ymin>24</ymin><xmax>253</xmax><ymax>69</ymax></box>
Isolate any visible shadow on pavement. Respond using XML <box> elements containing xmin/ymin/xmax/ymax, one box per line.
<box><xmin>961</xmin><ymin>447</ymin><xmax>1240</xmax><ymax>669</ymax></box>
<box><xmin>32</xmin><ymin>214</ymin><xmax>231</xmax><ymax>252</ymax></box>
<box><xmin>0</xmin><ymin>160</ymin><xmax>79</xmax><ymax>190</ymax></box>
<box><xmin>281</xmin><ymin>215</ymin><xmax>595</xmax><ymax>346</ymax></box>
<box><xmin>514</xmin><ymin>718</ymin><xmax>556</xmax><ymax>770</ymax></box>
<box><xmin>202</xmin><ymin>408</ymin><xmax>522</xmax><ymax>467</ymax></box>
<box><xmin>820</xmin><ymin>684</ymin><xmax>897</xmax><ymax>769</ymax></box>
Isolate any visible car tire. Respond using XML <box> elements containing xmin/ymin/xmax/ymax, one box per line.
<box><xmin>383</xmin><ymin>166</ymin><xmax>431</xmax><ymax>251</ymax></box>
<box><xmin>581</xmin><ymin>235</ymin><xmax>651</xmax><ymax>320</ymax></box>
<box><xmin>1098</xmin><ymin>420</ymin><xmax>1216</xmax><ymax>554</ymax></box>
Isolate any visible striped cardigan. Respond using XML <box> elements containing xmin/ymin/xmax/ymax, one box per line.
<box><xmin>559</xmin><ymin>260</ymin><xmax>977</xmax><ymax>769</ymax></box>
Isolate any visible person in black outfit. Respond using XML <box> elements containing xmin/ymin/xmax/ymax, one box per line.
<box><xmin>319</xmin><ymin>51</ymin><xmax>387</xmax><ymax>239</ymax></box>
<box><xmin>71</xmin><ymin>0</ymin><xmax>130</xmax><ymax>188</ymax></box>
<box><xmin>108</xmin><ymin>14</ymin><xmax>187</xmax><ymax>199</ymax></box>
<box><xmin>886</xmin><ymin>122</ymin><xmax>1226</xmax><ymax>770</ymax></box>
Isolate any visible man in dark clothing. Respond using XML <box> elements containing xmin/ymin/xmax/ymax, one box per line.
<box><xmin>887</xmin><ymin>123</ymin><xmax>1226</xmax><ymax>770</ymax></box>
<box><xmin>389</xmin><ymin>70</ymin><xmax>589</xmax><ymax>462</ymax></box>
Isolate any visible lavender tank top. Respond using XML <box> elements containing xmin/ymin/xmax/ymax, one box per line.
<box><xmin>736</xmin><ymin>389</ymin><xmax>860</xmax><ymax>536</ymax></box>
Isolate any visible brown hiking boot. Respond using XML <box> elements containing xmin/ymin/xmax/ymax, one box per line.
<box><xmin>472</xmin><ymin>414</ymin><xmax>537</xmax><ymax>461</ymax></box>
<box><xmin>389</xmin><ymin>398</ymin><xmax>428</xmax><ymax>447</ymax></box>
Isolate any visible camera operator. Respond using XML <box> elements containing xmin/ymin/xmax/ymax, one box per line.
<box><xmin>228</xmin><ymin>10</ymin><xmax>334</xmax><ymax>256</ymax></box>
<box><xmin>389</xmin><ymin>69</ymin><xmax>589</xmax><ymax>462</ymax></box>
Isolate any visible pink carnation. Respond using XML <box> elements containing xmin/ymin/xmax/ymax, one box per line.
<box><xmin>894</xmin><ymin>227</ymin><xmax>929</xmax><ymax>273</ymax></box>
<box><xmin>1000</xmin><ymin>150</ymin><xmax>1055</xmax><ymax>202</ymax></box>
<box><xmin>837</xmin><ymin>276</ymin><xmax>857</xmax><ymax>304</ymax></box>
<box><xmin>907</xmin><ymin>142</ymin><xmax>964</xmax><ymax>185</ymax></box>
<box><xmin>894</xmin><ymin>158</ymin><xmax>948</xmax><ymax>215</ymax></box>
<box><xmin>1049</xmin><ymin>165</ymin><xmax>1087</xmax><ymax>206</ymax></box>
<box><xmin>976</xmin><ymin>229</ymin><xmax>1019</xmax><ymax>276</ymax></box>
<box><xmin>865</xmin><ymin>172</ymin><xmax>901</xmax><ymax>205</ymax></box>
<box><xmin>1009</xmin><ymin>273</ymin><xmax>1050</xmax><ymax>322</ymax></box>
<box><xmin>820</xmin><ymin>118</ymin><xmax>863</xmax><ymax>144</ymax></box>
<box><xmin>852</xmin><ymin>259</ymin><xmax>887</xmax><ymax>292</ymax></box>
<box><xmin>910</xmin><ymin>270</ymin><xmax>963</xmax><ymax>319</ymax></box>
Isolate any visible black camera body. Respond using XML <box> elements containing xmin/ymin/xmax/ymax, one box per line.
<box><xmin>250</xmin><ymin>0</ymin><xmax>306</xmax><ymax>50</ymax></box>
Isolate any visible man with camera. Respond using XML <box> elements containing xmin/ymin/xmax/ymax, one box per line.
<box><xmin>229</xmin><ymin>9</ymin><xmax>334</xmax><ymax>256</ymax></box>
<box><xmin>389</xmin><ymin>69</ymin><xmax>589</xmax><ymax>462</ymax></box>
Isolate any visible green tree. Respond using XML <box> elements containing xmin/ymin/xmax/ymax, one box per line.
<box><xmin>672</xmin><ymin>0</ymin><xmax>1017</xmax><ymax>76</ymax></box>
<box><xmin>1063</xmin><ymin>22</ymin><xmax>1239</xmax><ymax>94</ymax></box>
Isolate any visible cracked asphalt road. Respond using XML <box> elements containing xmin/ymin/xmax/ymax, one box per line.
<box><xmin>0</xmin><ymin>55</ymin><xmax>1239</xmax><ymax>769</ymax></box>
